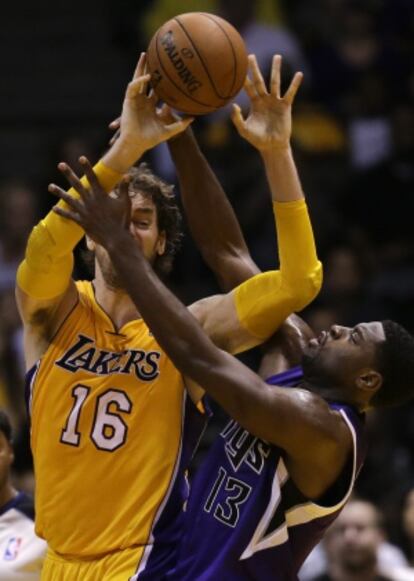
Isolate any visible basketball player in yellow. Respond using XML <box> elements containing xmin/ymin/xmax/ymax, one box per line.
<box><xmin>15</xmin><ymin>53</ymin><xmax>321</xmax><ymax>580</ymax></box>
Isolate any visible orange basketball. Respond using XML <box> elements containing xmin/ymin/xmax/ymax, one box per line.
<box><xmin>147</xmin><ymin>12</ymin><xmax>248</xmax><ymax>115</ymax></box>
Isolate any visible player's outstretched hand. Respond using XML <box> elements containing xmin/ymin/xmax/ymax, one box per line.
<box><xmin>49</xmin><ymin>157</ymin><xmax>133</xmax><ymax>248</ymax></box>
<box><xmin>231</xmin><ymin>54</ymin><xmax>302</xmax><ymax>152</ymax></box>
<box><xmin>112</xmin><ymin>52</ymin><xmax>194</xmax><ymax>152</ymax></box>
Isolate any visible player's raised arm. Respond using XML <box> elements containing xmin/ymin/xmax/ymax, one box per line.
<box><xmin>188</xmin><ymin>55</ymin><xmax>322</xmax><ymax>353</ymax></box>
<box><xmin>231</xmin><ymin>54</ymin><xmax>321</xmax><ymax>289</ymax></box>
<box><xmin>167</xmin><ymin>121</ymin><xmax>259</xmax><ymax>291</ymax></box>
<box><xmin>51</xmin><ymin>173</ymin><xmax>345</xmax><ymax>488</ymax></box>
<box><xmin>15</xmin><ymin>54</ymin><xmax>192</xmax><ymax>369</ymax></box>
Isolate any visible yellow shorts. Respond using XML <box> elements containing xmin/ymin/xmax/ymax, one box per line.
<box><xmin>41</xmin><ymin>546</ymin><xmax>146</xmax><ymax>581</ymax></box>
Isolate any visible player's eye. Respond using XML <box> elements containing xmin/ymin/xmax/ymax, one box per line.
<box><xmin>350</xmin><ymin>331</ymin><xmax>358</xmax><ymax>344</ymax></box>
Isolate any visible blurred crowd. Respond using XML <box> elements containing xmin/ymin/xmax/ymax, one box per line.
<box><xmin>0</xmin><ymin>0</ymin><xmax>413</xmax><ymax>576</ymax></box>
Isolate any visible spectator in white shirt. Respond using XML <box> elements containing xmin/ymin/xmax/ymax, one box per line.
<box><xmin>0</xmin><ymin>410</ymin><xmax>46</xmax><ymax>580</ymax></box>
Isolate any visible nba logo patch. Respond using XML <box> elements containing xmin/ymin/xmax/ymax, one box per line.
<box><xmin>3</xmin><ymin>537</ymin><xmax>22</xmax><ymax>561</ymax></box>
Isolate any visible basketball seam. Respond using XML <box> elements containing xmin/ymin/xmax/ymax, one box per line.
<box><xmin>199</xmin><ymin>13</ymin><xmax>240</xmax><ymax>97</ymax></box>
<box><xmin>154</xmin><ymin>27</ymin><xmax>215</xmax><ymax>112</ymax></box>
<box><xmin>175</xmin><ymin>16</ymin><xmax>230</xmax><ymax>101</ymax></box>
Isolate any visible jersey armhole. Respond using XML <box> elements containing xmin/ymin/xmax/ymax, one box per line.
<box><xmin>311</xmin><ymin>409</ymin><xmax>359</xmax><ymax>511</ymax></box>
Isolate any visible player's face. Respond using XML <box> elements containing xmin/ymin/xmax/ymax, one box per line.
<box><xmin>302</xmin><ymin>322</ymin><xmax>385</xmax><ymax>394</ymax></box>
<box><xmin>0</xmin><ymin>432</ymin><xmax>14</xmax><ymax>491</ymax></box>
<box><xmin>94</xmin><ymin>193</ymin><xmax>166</xmax><ymax>290</ymax></box>
<box><xmin>127</xmin><ymin>193</ymin><xmax>166</xmax><ymax>260</ymax></box>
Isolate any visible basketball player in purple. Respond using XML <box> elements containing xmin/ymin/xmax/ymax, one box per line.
<box><xmin>170</xmin><ymin>318</ymin><xmax>370</xmax><ymax>581</ymax></box>
<box><xmin>49</xmin><ymin>56</ymin><xmax>414</xmax><ymax>581</ymax></box>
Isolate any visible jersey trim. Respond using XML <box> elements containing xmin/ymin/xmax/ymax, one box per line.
<box><xmin>130</xmin><ymin>390</ymin><xmax>187</xmax><ymax>581</ymax></box>
<box><xmin>25</xmin><ymin>361</ymin><xmax>40</xmax><ymax>418</ymax></box>
<box><xmin>130</xmin><ymin>390</ymin><xmax>187</xmax><ymax>579</ymax></box>
<box><xmin>130</xmin><ymin>392</ymin><xmax>210</xmax><ymax>580</ymax></box>
<box><xmin>240</xmin><ymin>456</ymin><xmax>290</xmax><ymax>559</ymax></box>
<box><xmin>240</xmin><ymin>407</ymin><xmax>358</xmax><ymax>561</ymax></box>
<box><xmin>265</xmin><ymin>366</ymin><xmax>303</xmax><ymax>386</ymax></box>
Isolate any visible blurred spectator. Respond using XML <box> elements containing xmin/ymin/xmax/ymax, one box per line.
<box><xmin>347</xmin><ymin>71</ymin><xmax>392</xmax><ymax>169</ymax></box>
<box><xmin>0</xmin><ymin>290</ymin><xmax>26</xmax><ymax>424</ymax></box>
<box><xmin>311</xmin><ymin>246</ymin><xmax>386</xmax><ymax>327</ymax></box>
<box><xmin>0</xmin><ymin>410</ymin><xmax>46</xmax><ymax>580</ymax></box>
<box><xmin>218</xmin><ymin>0</ymin><xmax>308</xmax><ymax>81</ymax></box>
<box><xmin>394</xmin><ymin>485</ymin><xmax>414</xmax><ymax>567</ymax></box>
<box><xmin>339</xmin><ymin>103</ymin><xmax>414</xmax><ymax>329</ymax></box>
<box><xmin>0</xmin><ymin>183</ymin><xmax>37</xmax><ymax>292</ymax></box>
<box><xmin>302</xmin><ymin>499</ymin><xmax>414</xmax><ymax>581</ymax></box>
<box><xmin>342</xmin><ymin>102</ymin><xmax>414</xmax><ymax>248</ymax></box>
<box><xmin>298</xmin><ymin>2</ymin><xmax>389</xmax><ymax>113</ymax></box>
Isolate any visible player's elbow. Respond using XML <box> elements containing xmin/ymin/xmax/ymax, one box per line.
<box><xmin>289</xmin><ymin>261</ymin><xmax>323</xmax><ymax>312</ymax></box>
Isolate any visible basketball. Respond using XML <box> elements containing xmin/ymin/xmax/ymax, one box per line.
<box><xmin>147</xmin><ymin>12</ymin><xmax>248</xmax><ymax>115</ymax></box>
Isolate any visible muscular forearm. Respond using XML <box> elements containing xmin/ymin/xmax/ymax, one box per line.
<box><xmin>102</xmin><ymin>138</ymin><xmax>145</xmax><ymax>175</ymax></box>
<box><xmin>168</xmin><ymin>129</ymin><xmax>258</xmax><ymax>290</ymax></box>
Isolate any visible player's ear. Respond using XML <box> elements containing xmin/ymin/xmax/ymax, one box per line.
<box><xmin>156</xmin><ymin>231</ymin><xmax>166</xmax><ymax>256</ymax></box>
<box><xmin>356</xmin><ymin>369</ymin><xmax>383</xmax><ymax>394</ymax></box>
<box><xmin>85</xmin><ymin>235</ymin><xmax>96</xmax><ymax>252</ymax></box>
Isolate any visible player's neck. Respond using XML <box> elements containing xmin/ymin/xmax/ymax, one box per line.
<box><xmin>301</xmin><ymin>379</ymin><xmax>363</xmax><ymax>411</ymax></box>
<box><xmin>93</xmin><ymin>276</ymin><xmax>142</xmax><ymax>329</ymax></box>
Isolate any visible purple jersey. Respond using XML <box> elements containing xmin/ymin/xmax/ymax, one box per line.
<box><xmin>170</xmin><ymin>366</ymin><xmax>367</xmax><ymax>581</ymax></box>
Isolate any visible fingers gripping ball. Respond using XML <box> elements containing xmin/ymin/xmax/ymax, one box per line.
<box><xmin>147</xmin><ymin>12</ymin><xmax>248</xmax><ymax>115</ymax></box>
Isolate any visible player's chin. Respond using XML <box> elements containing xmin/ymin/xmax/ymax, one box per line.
<box><xmin>302</xmin><ymin>341</ymin><xmax>319</xmax><ymax>361</ymax></box>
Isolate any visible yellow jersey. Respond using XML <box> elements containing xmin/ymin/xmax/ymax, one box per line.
<box><xmin>27</xmin><ymin>281</ymin><xmax>206</xmax><ymax>567</ymax></box>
